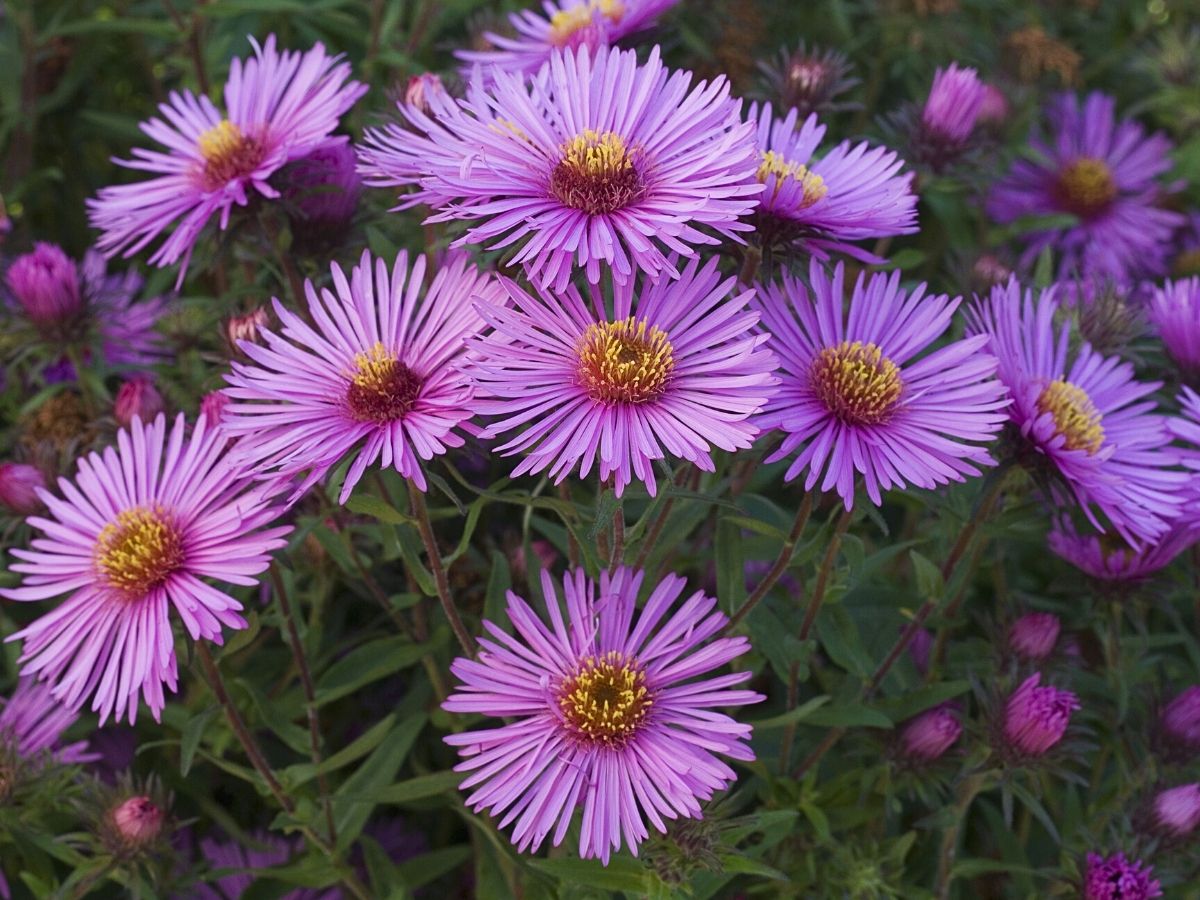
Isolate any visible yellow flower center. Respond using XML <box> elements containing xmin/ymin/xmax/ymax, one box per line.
<box><xmin>1036</xmin><ymin>379</ymin><xmax>1104</xmax><ymax>453</ymax></box>
<box><xmin>557</xmin><ymin>651</ymin><xmax>652</xmax><ymax>747</ymax></box>
<box><xmin>550</xmin><ymin>130</ymin><xmax>643</xmax><ymax>215</ymax></box>
<box><xmin>549</xmin><ymin>0</ymin><xmax>624</xmax><ymax>44</ymax></box>
<box><xmin>1055</xmin><ymin>157</ymin><xmax>1116</xmax><ymax>219</ymax></box>
<box><xmin>756</xmin><ymin>151</ymin><xmax>828</xmax><ymax>208</ymax></box>
<box><xmin>810</xmin><ymin>340</ymin><xmax>903</xmax><ymax>426</ymax></box>
<box><xmin>197</xmin><ymin>119</ymin><xmax>266</xmax><ymax>191</ymax></box>
<box><xmin>95</xmin><ymin>507</ymin><xmax>184</xmax><ymax>598</ymax></box>
<box><xmin>576</xmin><ymin>317</ymin><xmax>675</xmax><ymax>404</ymax></box>
<box><xmin>345</xmin><ymin>342</ymin><xmax>423</xmax><ymax>423</ymax></box>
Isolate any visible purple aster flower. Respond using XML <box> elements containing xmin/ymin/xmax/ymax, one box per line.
<box><xmin>1008</xmin><ymin>612</ymin><xmax>1060</xmax><ymax>661</ymax></box>
<box><xmin>969</xmin><ymin>279</ymin><xmax>1186</xmax><ymax>548</ymax></box>
<box><xmin>1148</xmin><ymin>277</ymin><xmax>1200</xmax><ymax>374</ymax></box>
<box><xmin>1048</xmin><ymin>518</ymin><xmax>1199</xmax><ymax>581</ymax></box>
<box><xmin>223</xmin><ymin>250</ymin><xmax>505</xmax><ymax>502</ymax></box>
<box><xmin>1002</xmin><ymin>673</ymin><xmax>1079</xmax><ymax>756</ymax></box>
<box><xmin>191</xmin><ymin>832</ymin><xmax>335</xmax><ymax>900</ymax></box>
<box><xmin>0</xmin><ymin>678</ymin><xmax>97</xmax><ymax>766</ymax></box>
<box><xmin>898</xmin><ymin>703</ymin><xmax>961</xmax><ymax>761</ymax></box>
<box><xmin>358</xmin><ymin>45</ymin><xmax>761</xmax><ymax>291</ymax></box>
<box><xmin>79</xmin><ymin>249</ymin><xmax>169</xmax><ymax>370</ymax></box>
<box><xmin>1171</xmin><ymin>386</ymin><xmax>1200</xmax><ymax>529</ymax></box>
<box><xmin>443</xmin><ymin>566</ymin><xmax>762</xmax><ymax>863</ymax></box>
<box><xmin>755</xmin><ymin>261</ymin><xmax>1008</xmax><ymax>509</ymax></box>
<box><xmin>1154</xmin><ymin>784</ymin><xmax>1200</xmax><ymax>837</ymax></box>
<box><xmin>0</xmin><ymin>462</ymin><xmax>46</xmax><ymax>515</ymax></box>
<box><xmin>921</xmin><ymin>62</ymin><xmax>987</xmax><ymax>146</ymax></box>
<box><xmin>987</xmin><ymin>92</ymin><xmax>1183</xmax><ymax>282</ymax></box>
<box><xmin>1</xmin><ymin>414</ymin><xmax>290</xmax><ymax>724</ymax></box>
<box><xmin>1082</xmin><ymin>853</ymin><xmax>1162</xmax><ymax>900</ymax></box>
<box><xmin>88</xmin><ymin>35</ymin><xmax>365</xmax><ymax>284</ymax></box>
<box><xmin>5</xmin><ymin>242</ymin><xmax>82</xmax><ymax>328</ymax></box>
<box><xmin>466</xmin><ymin>256</ymin><xmax>777</xmax><ymax>497</ymax></box>
<box><xmin>748</xmin><ymin>103</ymin><xmax>917</xmax><ymax>263</ymax></box>
<box><xmin>456</xmin><ymin>0</ymin><xmax>680</xmax><ymax>77</ymax></box>
<box><xmin>1161</xmin><ymin>686</ymin><xmax>1200</xmax><ymax>756</ymax></box>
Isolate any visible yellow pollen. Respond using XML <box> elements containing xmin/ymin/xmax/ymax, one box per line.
<box><xmin>557</xmin><ymin>651</ymin><xmax>651</xmax><ymax>747</ymax></box>
<box><xmin>549</xmin><ymin>0</ymin><xmax>625</xmax><ymax>44</ymax></box>
<box><xmin>561</xmin><ymin>130</ymin><xmax>633</xmax><ymax>179</ymax></box>
<box><xmin>756</xmin><ymin>151</ymin><xmax>827</xmax><ymax>207</ymax></box>
<box><xmin>196</xmin><ymin>119</ymin><xmax>265</xmax><ymax>190</ymax></box>
<box><xmin>95</xmin><ymin>507</ymin><xmax>184</xmax><ymax>599</ymax></box>
<box><xmin>1036</xmin><ymin>379</ymin><xmax>1105</xmax><ymax>454</ymax></box>
<box><xmin>810</xmin><ymin>340</ymin><xmax>903</xmax><ymax>426</ymax></box>
<box><xmin>1056</xmin><ymin>157</ymin><xmax>1116</xmax><ymax>219</ymax></box>
<box><xmin>576</xmin><ymin>317</ymin><xmax>675</xmax><ymax>404</ymax></box>
<box><xmin>346</xmin><ymin>342</ymin><xmax>422</xmax><ymax>423</ymax></box>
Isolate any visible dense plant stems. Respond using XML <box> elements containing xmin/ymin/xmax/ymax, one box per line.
<box><xmin>724</xmin><ymin>493</ymin><xmax>814</xmax><ymax>634</ymax></box>
<box><xmin>797</xmin><ymin>505</ymin><xmax>854</xmax><ymax>640</ymax></box>
<box><xmin>409</xmin><ymin>479</ymin><xmax>476</xmax><ymax>656</ymax></box>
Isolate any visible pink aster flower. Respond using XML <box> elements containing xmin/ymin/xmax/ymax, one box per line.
<box><xmin>223</xmin><ymin>250</ymin><xmax>505</xmax><ymax>502</ymax></box>
<box><xmin>1083</xmin><ymin>853</ymin><xmax>1162</xmax><ymax>900</ymax></box>
<box><xmin>1002</xmin><ymin>673</ymin><xmax>1079</xmax><ymax>756</ymax></box>
<box><xmin>755</xmin><ymin>261</ymin><xmax>1008</xmax><ymax>509</ymax></box>
<box><xmin>969</xmin><ymin>279</ymin><xmax>1187</xmax><ymax>548</ymax></box>
<box><xmin>1148</xmin><ymin>277</ymin><xmax>1200</xmax><ymax>374</ymax></box>
<box><xmin>443</xmin><ymin>566</ymin><xmax>762</xmax><ymax>863</ymax></box>
<box><xmin>358</xmin><ymin>45</ymin><xmax>761</xmax><ymax>291</ymax></box>
<box><xmin>87</xmin><ymin>35</ymin><xmax>365</xmax><ymax>284</ymax></box>
<box><xmin>457</xmin><ymin>0</ymin><xmax>680</xmax><ymax>77</ymax></box>
<box><xmin>466</xmin><ymin>256</ymin><xmax>778</xmax><ymax>497</ymax></box>
<box><xmin>1047</xmin><ymin>518</ymin><xmax>1199</xmax><ymax>581</ymax></box>
<box><xmin>921</xmin><ymin>62</ymin><xmax>986</xmax><ymax>146</ymax></box>
<box><xmin>1</xmin><ymin>414</ymin><xmax>290</xmax><ymax>724</ymax></box>
<box><xmin>987</xmin><ymin>92</ymin><xmax>1182</xmax><ymax>282</ymax></box>
<box><xmin>748</xmin><ymin>103</ymin><xmax>917</xmax><ymax>263</ymax></box>
<box><xmin>0</xmin><ymin>677</ymin><xmax>97</xmax><ymax>765</ymax></box>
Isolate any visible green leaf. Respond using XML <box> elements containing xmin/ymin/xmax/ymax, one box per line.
<box><xmin>180</xmin><ymin>706</ymin><xmax>219</xmax><ymax>777</ymax></box>
<box><xmin>346</xmin><ymin>493</ymin><xmax>414</xmax><ymax>526</ymax></box>
<box><xmin>748</xmin><ymin>695</ymin><xmax>830</xmax><ymax>730</ymax></box>
<box><xmin>394</xmin><ymin>846</ymin><xmax>472</xmax><ymax>889</ymax></box>
<box><xmin>909</xmin><ymin>549</ymin><xmax>944</xmax><ymax>600</ymax></box>
<box><xmin>335</xmin><ymin>715</ymin><xmax>428</xmax><ymax>850</ymax></box>
<box><xmin>875</xmin><ymin>681</ymin><xmax>970</xmax><ymax>723</ymax></box>
<box><xmin>224</xmin><ymin>611</ymin><xmax>262</xmax><ymax>657</ymax></box>
<box><xmin>527</xmin><ymin>857</ymin><xmax>650</xmax><ymax>892</ymax></box>
<box><xmin>717</xmin><ymin>852</ymin><xmax>789</xmax><ymax>880</ymax></box>
<box><xmin>799</xmin><ymin>703</ymin><xmax>892</xmax><ymax>729</ymax></box>
<box><xmin>375</xmin><ymin>770</ymin><xmax>462</xmax><ymax>805</ymax></box>
<box><xmin>283</xmin><ymin>714</ymin><xmax>397</xmax><ymax>788</ymax></box>
<box><xmin>715</xmin><ymin>517</ymin><xmax>745</xmax><ymax>612</ymax></box>
<box><xmin>316</xmin><ymin>635</ymin><xmax>442</xmax><ymax>706</ymax></box>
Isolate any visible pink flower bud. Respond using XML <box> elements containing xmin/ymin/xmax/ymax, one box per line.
<box><xmin>1002</xmin><ymin>673</ymin><xmax>1079</xmax><ymax>756</ymax></box>
<box><xmin>405</xmin><ymin>73</ymin><xmax>449</xmax><ymax>116</ymax></box>
<box><xmin>114</xmin><ymin>376</ymin><xmax>164</xmax><ymax>427</ymax></box>
<box><xmin>225</xmin><ymin>307</ymin><xmax>271</xmax><ymax>351</ymax></box>
<box><xmin>977</xmin><ymin>83</ymin><xmax>1010</xmax><ymax>126</ymax></box>
<box><xmin>899</xmin><ymin>704</ymin><xmax>961</xmax><ymax>761</ymax></box>
<box><xmin>6</xmin><ymin>242</ymin><xmax>81</xmax><ymax>328</ymax></box>
<box><xmin>1162</xmin><ymin>686</ymin><xmax>1200</xmax><ymax>753</ymax></box>
<box><xmin>921</xmin><ymin>63</ymin><xmax>986</xmax><ymax>145</ymax></box>
<box><xmin>108</xmin><ymin>795</ymin><xmax>164</xmax><ymax>847</ymax></box>
<box><xmin>1153</xmin><ymin>783</ymin><xmax>1200</xmax><ymax>836</ymax></box>
<box><xmin>199</xmin><ymin>391</ymin><xmax>230</xmax><ymax>426</ymax></box>
<box><xmin>0</xmin><ymin>462</ymin><xmax>45</xmax><ymax>514</ymax></box>
<box><xmin>1008</xmin><ymin>612</ymin><xmax>1060</xmax><ymax>661</ymax></box>
<box><xmin>907</xmin><ymin>627</ymin><xmax>933</xmax><ymax>676</ymax></box>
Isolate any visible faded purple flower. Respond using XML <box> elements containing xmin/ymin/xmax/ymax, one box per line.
<box><xmin>1162</xmin><ymin>686</ymin><xmax>1200</xmax><ymax>755</ymax></box>
<box><xmin>1048</xmin><ymin>519</ymin><xmax>1199</xmax><ymax>581</ymax></box>
<box><xmin>0</xmin><ymin>463</ymin><xmax>46</xmax><ymax>515</ymax></box>
<box><xmin>280</xmin><ymin>139</ymin><xmax>361</xmax><ymax>241</ymax></box>
<box><xmin>1008</xmin><ymin>612</ymin><xmax>1060</xmax><ymax>661</ymax></box>
<box><xmin>1154</xmin><ymin>783</ymin><xmax>1200</xmax><ymax>836</ymax></box>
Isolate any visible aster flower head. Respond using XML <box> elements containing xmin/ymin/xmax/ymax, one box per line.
<box><xmin>1170</xmin><ymin>386</ymin><xmax>1200</xmax><ymax>528</ymax></box>
<box><xmin>1047</xmin><ymin>518</ymin><xmax>1199</xmax><ymax>581</ymax></box>
<box><xmin>969</xmin><ymin>279</ymin><xmax>1187</xmax><ymax>548</ymax></box>
<box><xmin>1001</xmin><ymin>673</ymin><xmax>1080</xmax><ymax>757</ymax></box>
<box><xmin>756</xmin><ymin>261</ymin><xmax>1008</xmax><ymax>509</ymax></box>
<box><xmin>467</xmin><ymin>255</ymin><xmax>778</xmax><ymax>497</ymax></box>
<box><xmin>1153</xmin><ymin>783</ymin><xmax>1200</xmax><ymax>837</ymax></box>
<box><xmin>88</xmin><ymin>35</ymin><xmax>365</xmax><ymax>284</ymax></box>
<box><xmin>359</xmin><ymin>45</ymin><xmax>762</xmax><ymax>291</ymax></box>
<box><xmin>456</xmin><ymin>0</ymin><xmax>680</xmax><ymax>77</ymax></box>
<box><xmin>921</xmin><ymin>62</ymin><xmax>987</xmax><ymax>147</ymax></box>
<box><xmin>1148</xmin><ymin>277</ymin><xmax>1200</xmax><ymax>375</ymax></box>
<box><xmin>444</xmin><ymin>566</ymin><xmax>762</xmax><ymax>863</ymax></box>
<box><xmin>1</xmin><ymin>414</ymin><xmax>290</xmax><ymax>724</ymax></box>
<box><xmin>748</xmin><ymin>103</ymin><xmax>917</xmax><ymax>263</ymax></box>
<box><xmin>898</xmin><ymin>703</ymin><xmax>961</xmax><ymax>761</ymax></box>
<box><xmin>756</xmin><ymin>40</ymin><xmax>859</xmax><ymax>119</ymax></box>
<box><xmin>0</xmin><ymin>677</ymin><xmax>97</xmax><ymax>769</ymax></box>
<box><xmin>987</xmin><ymin>92</ymin><xmax>1183</xmax><ymax>282</ymax></box>
<box><xmin>5</xmin><ymin>242</ymin><xmax>82</xmax><ymax>328</ymax></box>
<box><xmin>1008</xmin><ymin>611</ymin><xmax>1060</xmax><ymax>660</ymax></box>
<box><xmin>224</xmin><ymin>250</ymin><xmax>505</xmax><ymax>503</ymax></box>
<box><xmin>1082</xmin><ymin>853</ymin><xmax>1162</xmax><ymax>900</ymax></box>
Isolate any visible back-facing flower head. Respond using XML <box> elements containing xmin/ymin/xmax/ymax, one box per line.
<box><xmin>224</xmin><ymin>250</ymin><xmax>505</xmax><ymax>502</ymax></box>
<box><xmin>88</xmin><ymin>35</ymin><xmax>365</xmax><ymax>284</ymax></box>
<box><xmin>443</xmin><ymin>566</ymin><xmax>762</xmax><ymax>863</ymax></box>
<box><xmin>755</xmin><ymin>260</ymin><xmax>1008</xmax><ymax>509</ymax></box>
<box><xmin>748</xmin><ymin>103</ymin><xmax>917</xmax><ymax>263</ymax></box>
<box><xmin>1</xmin><ymin>414</ymin><xmax>290</xmax><ymax>724</ymax></box>
<box><xmin>987</xmin><ymin>92</ymin><xmax>1182</xmax><ymax>282</ymax></box>
<box><xmin>466</xmin><ymin>256</ymin><xmax>777</xmax><ymax>497</ymax></box>
<box><xmin>359</xmin><ymin>45</ymin><xmax>761</xmax><ymax>291</ymax></box>
<box><xmin>969</xmin><ymin>279</ymin><xmax>1186</xmax><ymax>548</ymax></box>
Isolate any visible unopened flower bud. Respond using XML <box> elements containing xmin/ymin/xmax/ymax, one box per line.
<box><xmin>0</xmin><ymin>462</ymin><xmax>45</xmax><ymax>515</ymax></box>
<box><xmin>6</xmin><ymin>242</ymin><xmax>81</xmax><ymax>328</ymax></box>
<box><xmin>282</xmin><ymin>141</ymin><xmax>361</xmax><ymax>244</ymax></box>
<box><xmin>899</xmin><ymin>704</ymin><xmax>961</xmax><ymax>761</ymax></box>
<box><xmin>1153</xmin><ymin>784</ymin><xmax>1200</xmax><ymax>837</ymax></box>
<box><xmin>199</xmin><ymin>391</ymin><xmax>230</xmax><ymax>426</ymax></box>
<box><xmin>1008</xmin><ymin>612</ymin><xmax>1060</xmax><ymax>661</ymax></box>
<box><xmin>1002</xmin><ymin>673</ymin><xmax>1079</xmax><ymax>756</ymax></box>
<box><xmin>405</xmin><ymin>72</ymin><xmax>448</xmax><ymax>116</ymax></box>
<box><xmin>225</xmin><ymin>307</ymin><xmax>271</xmax><ymax>352</ymax></box>
<box><xmin>921</xmin><ymin>62</ymin><xmax>986</xmax><ymax>145</ymax></box>
<box><xmin>114</xmin><ymin>376</ymin><xmax>164</xmax><ymax>427</ymax></box>
<box><xmin>108</xmin><ymin>795</ymin><xmax>164</xmax><ymax>848</ymax></box>
<box><xmin>1162</xmin><ymin>686</ymin><xmax>1200</xmax><ymax>755</ymax></box>
<box><xmin>977</xmin><ymin>83</ymin><xmax>1009</xmax><ymax>126</ymax></box>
